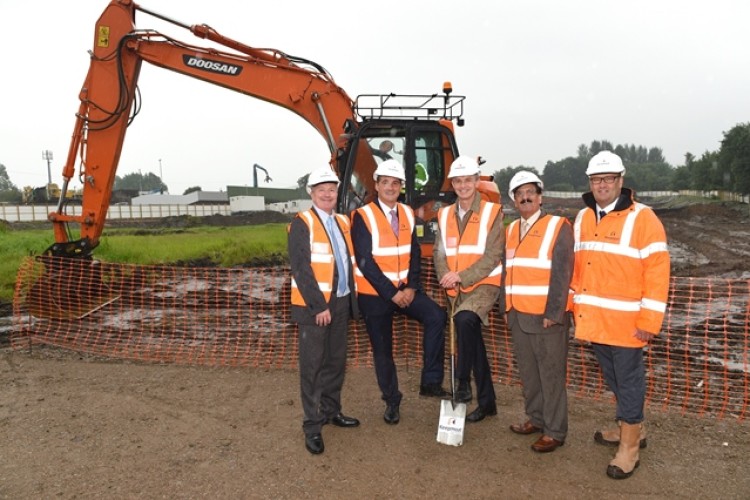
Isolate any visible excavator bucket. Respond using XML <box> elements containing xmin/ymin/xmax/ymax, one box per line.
<box><xmin>20</xmin><ymin>256</ymin><xmax>120</xmax><ymax>320</ymax></box>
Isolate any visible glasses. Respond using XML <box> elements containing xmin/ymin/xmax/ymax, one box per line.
<box><xmin>589</xmin><ymin>175</ymin><xmax>621</xmax><ymax>185</ymax></box>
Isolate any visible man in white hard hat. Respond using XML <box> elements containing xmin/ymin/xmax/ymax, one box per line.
<box><xmin>501</xmin><ymin>170</ymin><xmax>574</xmax><ymax>453</ymax></box>
<box><xmin>571</xmin><ymin>151</ymin><xmax>670</xmax><ymax>478</ymax></box>
<box><xmin>433</xmin><ymin>155</ymin><xmax>504</xmax><ymax>423</ymax></box>
<box><xmin>288</xmin><ymin>167</ymin><xmax>360</xmax><ymax>455</ymax></box>
<box><xmin>351</xmin><ymin>159</ymin><xmax>448</xmax><ymax>425</ymax></box>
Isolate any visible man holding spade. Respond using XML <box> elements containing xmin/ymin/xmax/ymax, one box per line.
<box><xmin>433</xmin><ymin>155</ymin><xmax>504</xmax><ymax>423</ymax></box>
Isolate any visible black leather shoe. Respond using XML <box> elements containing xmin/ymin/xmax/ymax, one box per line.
<box><xmin>384</xmin><ymin>405</ymin><xmax>400</xmax><ymax>425</ymax></box>
<box><xmin>455</xmin><ymin>381</ymin><xmax>472</xmax><ymax>403</ymax></box>
<box><xmin>305</xmin><ymin>433</ymin><xmax>324</xmax><ymax>455</ymax></box>
<box><xmin>419</xmin><ymin>384</ymin><xmax>450</xmax><ymax>398</ymax></box>
<box><xmin>328</xmin><ymin>413</ymin><xmax>360</xmax><ymax>428</ymax></box>
<box><xmin>466</xmin><ymin>404</ymin><xmax>497</xmax><ymax>423</ymax></box>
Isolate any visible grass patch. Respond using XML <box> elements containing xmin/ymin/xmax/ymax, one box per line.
<box><xmin>0</xmin><ymin>223</ymin><xmax>289</xmax><ymax>303</ymax></box>
<box><xmin>97</xmin><ymin>224</ymin><xmax>288</xmax><ymax>266</ymax></box>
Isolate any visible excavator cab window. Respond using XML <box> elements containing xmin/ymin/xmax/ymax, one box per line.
<box><xmin>412</xmin><ymin>132</ymin><xmax>444</xmax><ymax>197</ymax></box>
<box><xmin>339</xmin><ymin>123</ymin><xmax>458</xmax><ymax>246</ymax></box>
<box><xmin>369</xmin><ymin>137</ymin><xmax>405</xmax><ymax>165</ymax></box>
<box><xmin>341</xmin><ymin>131</ymin><xmax>410</xmax><ymax>213</ymax></box>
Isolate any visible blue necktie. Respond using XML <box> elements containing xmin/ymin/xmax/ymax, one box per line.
<box><xmin>326</xmin><ymin>216</ymin><xmax>348</xmax><ymax>296</ymax></box>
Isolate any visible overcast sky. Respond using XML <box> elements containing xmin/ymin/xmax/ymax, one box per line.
<box><xmin>1</xmin><ymin>0</ymin><xmax>748</xmax><ymax>194</ymax></box>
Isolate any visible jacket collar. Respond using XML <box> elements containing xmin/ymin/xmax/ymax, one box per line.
<box><xmin>582</xmin><ymin>187</ymin><xmax>634</xmax><ymax>213</ymax></box>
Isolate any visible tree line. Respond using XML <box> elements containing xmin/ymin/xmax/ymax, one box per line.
<box><xmin>0</xmin><ymin>169</ymin><xmax>174</xmax><ymax>204</ymax></box>
<box><xmin>492</xmin><ymin>122</ymin><xmax>750</xmax><ymax>199</ymax></box>
<box><xmin>2</xmin><ymin>123</ymin><xmax>749</xmax><ymax>204</ymax></box>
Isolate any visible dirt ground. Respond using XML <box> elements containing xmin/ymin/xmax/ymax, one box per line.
<box><xmin>1</xmin><ymin>347</ymin><xmax>749</xmax><ymax>499</ymax></box>
<box><xmin>1</xmin><ymin>202</ymin><xmax>749</xmax><ymax>498</ymax></box>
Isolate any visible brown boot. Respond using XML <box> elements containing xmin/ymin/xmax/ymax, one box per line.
<box><xmin>594</xmin><ymin>421</ymin><xmax>648</xmax><ymax>449</ymax></box>
<box><xmin>606</xmin><ymin>422</ymin><xmax>642</xmax><ymax>479</ymax></box>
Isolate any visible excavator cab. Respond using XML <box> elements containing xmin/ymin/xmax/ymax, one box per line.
<box><xmin>338</xmin><ymin>90</ymin><xmax>465</xmax><ymax>248</ymax></box>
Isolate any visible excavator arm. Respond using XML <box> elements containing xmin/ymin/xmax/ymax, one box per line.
<box><xmin>48</xmin><ymin>0</ymin><xmax>357</xmax><ymax>257</ymax></box>
<box><xmin>47</xmin><ymin>0</ymin><xmax>494</xmax><ymax>260</ymax></box>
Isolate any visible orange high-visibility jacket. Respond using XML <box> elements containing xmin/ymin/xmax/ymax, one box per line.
<box><xmin>290</xmin><ymin>210</ymin><xmax>355</xmax><ymax>306</ymax></box>
<box><xmin>571</xmin><ymin>202</ymin><xmax>670</xmax><ymax>347</ymax></box>
<box><xmin>505</xmin><ymin>214</ymin><xmax>572</xmax><ymax>314</ymax></box>
<box><xmin>353</xmin><ymin>202</ymin><xmax>415</xmax><ymax>296</ymax></box>
<box><xmin>437</xmin><ymin>200</ymin><xmax>503</xmax><ymax>297</ymax></box>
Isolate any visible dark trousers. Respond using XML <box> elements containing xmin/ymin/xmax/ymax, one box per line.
<box><xmin>297</xmin><ymin>294</ymin><xmax>350</xmax><ymax>435</ymax></box>
<box><xmin>592</xmin><ymin>343</ymin><xmax>646</xmax><ymax>424</ymax></box>
<box><xmin>454</xmin><ymin>310</ymin><xmax>496</xmax><ymax>408</ymax></box>
<box><xmin>360</xmin><ymin>292</ymin><xmax>446</xmax><ymax>406</ymax></box>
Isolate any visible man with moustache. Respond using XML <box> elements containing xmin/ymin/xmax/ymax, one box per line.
<box><xmin>501</xmin><ymin>170</ymin><xmax>574</xmax><ymax>453</ymax></box>
<box><xmin>572</xmin><ymin>151</ymin><xmax>670</xmax><ymax>479</ymax></box>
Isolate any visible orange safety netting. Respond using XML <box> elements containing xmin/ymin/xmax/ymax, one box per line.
<box><xmin>11</xmin><ymin>256</ymin><xmax>750</xmax><ymax>421</ymax></box>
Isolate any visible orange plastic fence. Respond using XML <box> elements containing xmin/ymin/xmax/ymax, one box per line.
<box><xmin>12</xmin><ymin>256</ymin><xmax>750</xmax><ymax>421</ymax></box>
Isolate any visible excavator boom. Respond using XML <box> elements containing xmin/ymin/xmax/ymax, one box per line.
<box><xmin>47</xmin><ymin>0</ymin><xmax>496</xmax><ymax>258</ymax></box>
<box><xmin>48</xmin><ymin>0</ymin><xmax>358</xmax><ymax>256</ymax></box>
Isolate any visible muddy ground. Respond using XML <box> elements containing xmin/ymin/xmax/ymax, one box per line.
<box><xmin>1</xmin><ymin>202</ymin><xmax>749</xmax><ymax>498</ymax></box>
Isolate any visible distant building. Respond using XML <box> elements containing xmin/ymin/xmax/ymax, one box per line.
<box><xmin>226</xmin><ymin>185</ymin><xmax>306</xmax><ymax>204</ymax></box>
<box><xmin>131</xmin><ymin>186</ymin><xmax>315</xmax><ymax>213</ymax></box>
<box><xmin>229</xmin><ymin>196</ymin><xmax>265</xmax><ymax>213</ymax></box>
<box><xmin>132</xmin><ymin>191</ymin><xmax>229</xmax><ymax>206</ymax></box>
<box><xmin>226</xmin><ymin>185</ymin><xmax>312</xmax><ymax>213</ymax></box>
<box><xmin>268</xmin><ymin>199</ymin><xmax>313</xmax><ymax>214</ymax></box>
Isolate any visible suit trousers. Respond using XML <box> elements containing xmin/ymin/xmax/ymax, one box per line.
<box><xmin>509</xmin><ymin>315</ymin><xmax>569</xmax><ymax>441</ymax></box>
<box><xmin>298</xmin><ymin>294</ymin><xmax>350</xmax><ymax>435</ymax></box>
<box><xmin>454</xmin><ymin>310</ymin><xmax>496</xmax><ymax>408</ymax></box>
<box><xmin>360</xmin><ymin>292</ymin><xmax>447</xmax><ymax>406</ymax></box>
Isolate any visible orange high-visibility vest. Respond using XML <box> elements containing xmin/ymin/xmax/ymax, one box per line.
<box><xmin>353</xmin><ymin>202</ymin><xmax>415</xmax><ymax>296</ymax></box>
<box><xmin>438</xmin><ymin>201</ymin><xmax>503</xmax><ymax>297</ymax></box>
<box><xmin>571</xmin><ymin>203</ymin><xmax>670</xmax><ymax>347</ymax></box>
<box><xmin>505</xmin><ymin>214</ymin><xmax>571</xmax><ymax>314</ymax></box>
<box><xmin>290</xmin><ymin>210</ymin><xmax>355</xmax><ymax>306</ymax></box>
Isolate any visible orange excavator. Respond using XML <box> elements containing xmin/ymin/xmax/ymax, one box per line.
<box><xmin>46</xmin><ymin>0</ymin><xmax>498</xmax><ymax>258</ymax></box>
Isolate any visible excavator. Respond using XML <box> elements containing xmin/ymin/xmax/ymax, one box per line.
<box><xmin>45</xmin><ymin>0</ymin><xmax>498</xmax><ymax>259</ymax></box>
<box><xmin>22</xmin><ymin>183</ymin><xmax>83</xmax><ymax>205</ymax></box>
<box><xmin>22</xmin><ymin>184</ymin><xmax>61</xmax><ymax>205</ymax></box>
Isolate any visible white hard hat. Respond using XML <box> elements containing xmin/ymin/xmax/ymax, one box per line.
<box><xmin>373</xmin><ymin>159</ymin><xmax>406</xmax><ymax>181</ymax></box>
<box><xmin>508</xmin><ymin>170</ymin><xmax>543</xmax><ymax>199</ymax></box>
<box><xmin>306</xmin><ymin>167</ymin><xmax>340</xmax><ymax>194</ymax></box>
<box><xmin>448</xmin><ymin>155</ymin><xmax>480</xmax><ymax>178</ymax></box>
<box><xmin>586</xmin><ymin>151</ymin><xmax>626</xmax><ymax>176</ymax></box>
